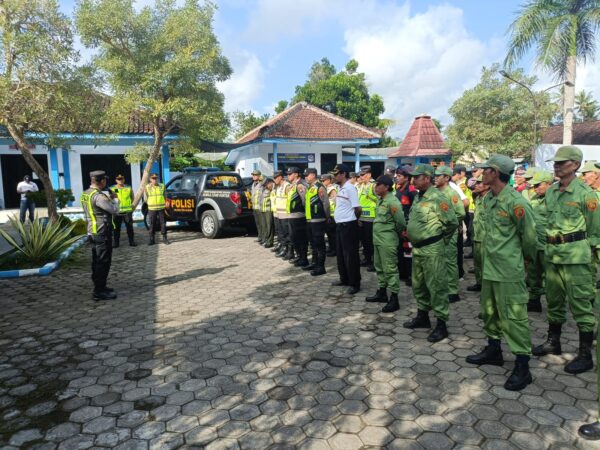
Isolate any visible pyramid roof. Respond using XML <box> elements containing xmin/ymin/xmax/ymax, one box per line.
<box><xmin>388</xmin><ymin>114</ymin><xmax>450</xmax><ymax>157</ymax></box>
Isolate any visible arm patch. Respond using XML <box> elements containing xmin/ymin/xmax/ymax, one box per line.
<box><xmin>514</xmin><ymin>205</ymin><xmax>525</xmax><ymax>219</ymax></box>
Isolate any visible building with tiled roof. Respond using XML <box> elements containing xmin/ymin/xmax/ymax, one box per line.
<box><xmin>226</xmin><ymin>102</ymin><xmax>381</xmax><ymax>176</ymax></box>
<box><xmin>387</xmin><ymin>114</ymin><xmax>451</xmax><ymax>166</ymax></box>
<box><xmin>536</xmin><ymin>120</ymin><xmax>600</xmax><ymax>170</ymax></box>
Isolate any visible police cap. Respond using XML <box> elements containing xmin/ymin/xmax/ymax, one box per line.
<box><xmin>304</xmin><ymin>168</ymin><xmax>317</xmax><ymax>176</ymax></box>
<box><xmin>331</xmin><ymin>164</ymin><xmax>351</xmax><ymax>175</ymax></box>
<box><xmin>273</xmin><ymin>170</ymin><xmax>284</xmax><ymax>178</ymax></box>
<box><xmin>90</xmin><ymin>170</ymin><xmax>106</xmax><ymax>179</ymax></box>
<box><xmin>359</xmin><ymin>165</ymin><xmax>372</xmax><ymax>174</ymax></box>
<box><xmin>286</xmin><ymin>166</ymin><xmax>301</xmax><ymax>175</ymax></box>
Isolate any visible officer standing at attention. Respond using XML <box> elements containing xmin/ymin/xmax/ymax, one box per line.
<box><xmin>582</xmin><ymin>160</ymin><xmax>600</xmax><ymax>196</ymax></box>
<box><xmin>144</xmin><ymin>173</ymin><xmax>169</xmax><ymax>245</ymax></box>
<box><xmin>404</xmin><ymin>164</ymin><xmax>458</xmax><ymax>343</ymax></box>
<box><xmin>269</xmin><ymin>174</ymin><xmax>281</xmax><ymax>253</ymax></box>
<box><xmin>321</xmin><ymin>173</ymin><xmax>338</xmax><ymax>256</ymax></box>
<box><xmin>465</xmin><ymin>155</ymin><xmax>537</xmax><ymax>391</ymax></box>
<box><xmin>394</xmin><ymin>166</ymin><xmax>416</xmax><ymax>286</ymax></box>
<box><xmin>286</xmin><ymin>167</ymin><xmax>309</xmax><ymax>267</ymax></box>
<box><xmin>434</xmin><ymin>165</ymin><xmax>465</xmax><ymax>303</ymax></box>
<box><xmin>533</xmin><ymin>146</ymin><xmax>599</xmax><ymax>375</ymax></box>
<box><xmin>111</xmin><ymin>175</ymin><xmax>137</xmax><ymax>248</ymax></box>
<box><xmin>466</xmin><ymin>176</ymin><xmax>489</xmax><ymax>292</ymax></box>
<box><xmin>357</xmin><ymin>165</ymin><xmax>377</xmax><ymax>272</ymax></box>
<box><xmin>250</xmin><ymin>170</ymin><xmax>264</xmax><ymax>245</ymax></box>
<box><xmin>260</xmin><ymin>177</ymin><xmax>275</xmax><ymax>248</ymax></box>
<box><xmin>81</xmin><ymin>170</ymin><xmax>120</xmax><ymax>301</ymax></box>
<box><xmin>366</xmin><ymin>175</ymin><xmax>406</xmax><ymax>313</ymax></box>
<box><xmin>275</xmin><ymin>171</ymin><xmax>293</xmax><ymax>259</ymax></box>
<box><xmin>304</xmin><ymin>168</ymin><xmax>330</xmax><ymax>276</ymax></box>
<box><xmin>525</xmin><ymin>171</ymin><xmax>553</xmax><ymax>312</ymax></box>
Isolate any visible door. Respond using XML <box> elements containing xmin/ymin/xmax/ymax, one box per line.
<box><xmin>1</xmin><ymin>154</ymin><xmax>48</xmax><ymax>208</ymax></box>
<box><xmin>320</xmin><ymin>153</ymin><xmax>337</xmax><ymax>175</ymax></box>
<box><xmin>80</xmin><ymin>154</ymin><xmax>131</xmax><ymax>189</ymax></box>
<box><xmin>164</xmin><ymin>174</ymin><xmax>197</xmax><ymax>221</ymax></box>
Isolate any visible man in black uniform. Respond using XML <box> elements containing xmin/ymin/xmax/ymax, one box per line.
<box><xmin>80</xmin><ymin>170</ymin><xmax>120</xmax><ymax>301</ymax></box>
<box><xmin>286</xmin><ymin>167</ymin><xmax>309</xmax><ymax>267</ymax></box>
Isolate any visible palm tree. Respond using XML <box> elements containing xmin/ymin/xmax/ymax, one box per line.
<box><xmin>505</xmin><ymin>0</ymin><xmax>600</xmax><ymax>145</ymax></box>
<box><xmin>575</xmin><ymin>89</ymin><xmax>599</xmax><ymax>121</ymax></box>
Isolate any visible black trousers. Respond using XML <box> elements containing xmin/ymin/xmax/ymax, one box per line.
<box><xmin>279</xmin><ymin>218</ymin><xmax>290</xmax><ymax>246</ymax></box>
<box><xmin>91</xmin><ymin>230</ymin><xmax>112</xmax><ymax>293</ymax></box>
<box><xmin>398</xmin><ymin>248</ymin><xmax>412</xmax><ymax>281</ymax></box>
<box><xmin>359</xmin><ymin>220</ymin><xmax>374</xmax><ymax>263</ymax></box>
<box><xmin>253</xmin><ymin>210</ymin><xmax>263</xmax><ymax>240</ymax></box>
<box><xmin>147</xmin><ymin>209</ymin><xmax>166</xmax><ymax>238</ymax></box>
<box><xmin>289</xmin><ymin>217</ymin><xmax>308</xmax><ymax>260</ymax></box>
<box><xmin>308</xmin><ymin>221</ymin><xmax>327</xmax><ymax>267</ymax></box>
<box><xmin>326</xmin><ymin>219</ymin><xmax>336</xmax><ymax>252</ymax></box>
<box><xmin>114</xmin><ymin>213</ymin><xmax>134</xmax><ymax>243</ymax></box>
<box><xmin>263</xmin><ymin>213</ymin><xmax>274</xmax><ymax>245</ymax></box>
<box><xmin>465</xmin><ymin>212</ymin><xmax>474</xmax><ymax>246</ymax></box>
<box><xmin>336</xmin><ymin>220</ymin><xmax>361</xmax><ymax>288</ymax></box>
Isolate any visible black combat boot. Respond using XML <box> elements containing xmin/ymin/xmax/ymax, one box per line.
<box><xmin>403</xmin><ymin>309</ymin><xmax>431</xmax><ymax>329</ymax></box>
<box><xmin>113</xmin><ymin>239</ymin><xmax>120</xmax><ymax>248</ymax></box>
<box><xmin>579</xmin><ymin>421</ymin><xmax>600</xmax><ymax>440</ymax></box>
<box><xmin>532</xmin><ymin>323</ymin><xmax>562</xmax><ymax>356</ymax></box>
<box><xmin>162</xmin><ymin>234</ymin><xmax>170</xmax><ymax>245</ymax></box>
<box><xmin>303</xmin><ymin>254</ymin><xmax>317</xmax><ymax>271</ymax></box>
<box><xmin>466</xmin><ymin>283</ymin><xmax>481</xmax><ymax>292</ymax></box>
<box><xmin>93</xmin><ymin>290</ymin><xmax>117</xmax><ymax>301</ymax></box>
<box><xmin>466</xmin><ymin>339</ymin><xmax>504</xmax><ymax>366</ymax></box>
<box><xmin>448</xmin><ymin>294</ymin><xmax>460</xmax><ymax>303</ymax></box>
<box><xmin>564</xmin><ymin>331</ymin><xmax>594</xmax><ymax>374</ymax></box>
<box><xmin>276</xmin><ymin>245</ymin><xmax>287</xmax><ymax>257</ymax></box>
<box><xmin>310</xmin><ymin>252</ymin><xmax>326</xmax><ymax>276</ymax></box>
<box><xmin>427</xmin><ymin>320</ymin><xmax>448</xmax><ymax>343</ymax></box>
<box><xmin>271</xmin><ymin>244</ymin><xmax>281</xmax><ymax>253</ymax></box>
<box><xmin>366</xmin><ymin>288</ymin><xmax>388</xmax><ymax>303</ymax></box>
<box><xmin>310</xmin><ymin>265</ymin><xmax>326</xmax><ymax>276</ymax></box>
<box><xmin>527</xmin><ymin>297</ymin><xmax>542</xmax><ymax>312</ymax></box>
<box><xmin>504</xmin><ymin>355</ymin><xmax>532</xmax><ymax>391</ymax></box>
<box><xmin>381</xmin><ymin>293</ymin><xmax>399</xmax><ymax>313</ymax></box>
<box><xmin>148</xmin><ymin>237</ymin><xmax>155</xmax><ymax>246</ymax></box>
<box><xmin>129</xmin><ymin>239</ymin><xmax>137</xmax><ymax>247</ymax></box>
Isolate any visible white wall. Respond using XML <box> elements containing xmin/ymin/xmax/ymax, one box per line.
<box><xmin>536</xmin><ymin>144</ymin><xmax>600</xmax><ymax>171</ymax></box>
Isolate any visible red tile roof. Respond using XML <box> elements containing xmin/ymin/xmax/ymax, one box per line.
<box><xmin>387</xmin><ymin>114</ymin><xmax>450</xmax><ymax>157</ymax></box>
<box><xmin>542</xmin><ymin>121</ymin><xmax>600</xmax><ymax>145</ymax></box>
<box><xmin>235</xmin><ymin>102</ymin><xmax>382</xmax><ymax>144</ymax></box>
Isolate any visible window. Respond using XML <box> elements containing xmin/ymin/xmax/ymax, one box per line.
<box><xmin>166</xmin><ymin>178</ymin><xmax>182</xmax><ymax>192</ymax></box>
<box><xmin>206</xmin><ymin>174</ymin><xmax>242</xmax><ymax>189</ymax></box>
<box><xmin>180</xmin><ymin>176</ymin><xmax>198</xmax><ymax>191</ymax></box>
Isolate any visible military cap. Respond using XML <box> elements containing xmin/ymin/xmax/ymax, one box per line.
<box><xmin>375</xmin><ymin>174</ymin><xmax>393</xmax><ymax>187</ymax></box>
<box><xmin>530</xmin><ymin>171</ymin><xmax>554</xmax><ymax>185</ymax></box>
<box><xmin>453</xmin><ymin>165</ymin><xmax>466</xmax><ymax>174</ymax></box>
<box><xmin>434</xmin><ymin>166</ymin><xmax>453</xmax><ymax>177</ymax></box>
<box><xmin>320</xmin><ymin>173</ymin><xmax>333</xmax><ymax>181</ymax></box>
<box><xmin>90</xmin><ymin>170</ymin><xmax>106</xmax><ymax>179</ymax></box>
<box><xmin>330</xmin><ymin>164</ymin><xmax>351</xmax><ymax>175</ymax></box>
<box><xmin>251</xmin><ymin>169</ymin><xmax>262</xmax><ymax>175</ymax></box>
<box><xmin>359</xmin><ymin>165</ymin><xmax>372</xmax><ymax>174</ymax></box>
<box><xmin>409</xmin><ymin>164</ymin><xmax>435</xmax><ymax>177</ymax></box>
<box><xmin>304</xmin><ymin>168</ymin><xmax>317</xmax><ymax>176</ymax></box>
<box><xmin>273</xmin><ymin>170</ymin><xmax>284</xmax><ymax>178</ymax></box>
<box><xmin>477</xmin><ymin>154</ymin><xmax>515</xmax><ymax>175</ymax></box>
<box><xmin>546</xmin><ymin>145</ymin><xmax>583</xmax><ymax>162</ymax></box>
<box><xmin>523</xmin><ymin>167</ymin><xmax>539</xmax><ymax>180</ymax></box>
<box><xmin>286</xmin><ymin>166</ymin><xmax>301</xmax><ymax>175</ymax></box>
<box><xmin>581</xmin><ymin>160</ymin><xmax>600</xmax><ymax>173</ymax></box>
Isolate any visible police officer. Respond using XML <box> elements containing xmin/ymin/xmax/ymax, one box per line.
<box><xmin>270</xmin><ymin>173</ymin><xmax>281</xmax><ymax>253</ymax></box>
<box><xmin>321</xmin><ymin>173</ymin><xmax>338</xmax><ymax>256</ymax></box>
<box><xmin>434</xmin><ymin>165</ymin><xmax>465</xmax><ymax>303</ymax></box>
<box><xmin>465</xmin><ymin>154</ymin><xmax>537</xmax><ymax>391</ymax></box>
<box><xmin>111</xmin><ymin>175</ymin><xmax>137</xmax><ymax>248</ymax></box>
<box><xmin>145</xmin><ymin>173</ymin><xmax>169</xmax><ymax>245</ymax></box>
<box><xmin>81</xmin><ymin>170</ymin><xmax>120</xmax><ymax>301</ymax></box>
<box><xmin>526</xmin><ymin>171</ymin><xmax>553</xmax><ymax>312</ymax></box>
<box><xmin>358</xmin><ymin>165</ymin><xmax>377</xmax><ymax>271</ymax></box>
<box><xmin>404</xmin><ymin>164</ymin><xmax>458</xmax><ymax>343</ymax></box>
<box><xmin>304</xmin><ymin>168</ymin><xmax>329</xmax><ymax>276</ymax></box>
<box><xmin>275</xmin><ymin>171</ymin><xmax>293</xmax><ymax>259</ymax></box>
<box><xmin>286</xmin><ymin>166</ymin><xmax>309</xmax><ymax>267</ymax></box>
<box><xmin>250</xmin><ymin>170</ymin><xmax>264</xmax><ymax>244</ymax></box>
<box><xmin>466</xmin><ymin>175</ymin><xmax>489</xmax><ymax>292</ymax></box>
<box><xmin>366</xmin><ymin>175</ymin><xmax>406</xmax><ymax>313</ymax></box>
<box><xmin>533</xmin><ymin>146</ymin><xmax>600</xmax><ymax>375</ymax></box>
<box><xmin>260</xmin><ymin>177</ymin><xmax>275</xmax><ymax>248</ymax></box>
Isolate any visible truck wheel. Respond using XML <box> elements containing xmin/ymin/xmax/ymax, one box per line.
<box><xmin>144</xmin><ymin>211</ymin><xmax>161</xmax><ymax>231</ymax></box>
<box><xmin>201</xmin><ymin>210</ymin><xmax>221</xmax><ymax>238</ymax></box>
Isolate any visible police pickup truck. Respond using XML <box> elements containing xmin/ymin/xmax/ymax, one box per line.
<box><xmin>142</xmin><ymin>168</ymin><xmax>253</xmax><ymax>238</ymax></box>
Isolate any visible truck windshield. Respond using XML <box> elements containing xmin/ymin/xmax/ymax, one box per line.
<box><xmin>206</xmin><ymin>174</ymin><xmax>242</xmax><ymax>189</ymax></box>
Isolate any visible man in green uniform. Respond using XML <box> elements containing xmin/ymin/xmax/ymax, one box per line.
<box><xmin>435</xmin><ymin>165</ymin><xmax>465</xmax><ymax>303</ymax></box>
<box><xmin>250</xmin><ymin>170</ymin><xmax>264</xmax><ymax>245</ymax></box>
<box><xmin>365</xmin><ymin>175</ymin><xmax>406</xmax><ymax>313</ymax></box>
<box><xmin>466</xmin><ymin>175</ymin><xmax>489</xmax><ymax>292</ymax></box>
<box><xmin>111</xmin><ymin>174</ymin><xmax>137</xmax><ymax>247</ymax></box>
<box><xmin>581</xmin><ymin>161</ymin><xmax>600</xmax><ymax>289</ymax></box>
<box><xmin>521</xmin><ymin>167</ymin><xmax>540</xmax><ymax>201</ymax></box>
<box><xmin>260</xmin><ymin>178</ymin><xmax>275</xmax><ymax>248</ymax></box>
<box><xmin>533</xmin><ymin>146</ymin><xmax>600</xmax><ymax>375</ymax></box>
<box><xmin>525</xmin><ymin>171</ymin><xmax>553</xmax><ymax>312</ymax></box>
<box><xmin>466</xmin><ymin>154</ymin><xmax>537</xmax><ymax>391</ymax></box>
<box><xmin>404</xmin><ymin>164</ymin><xmax>458</xmax><ymax>343</ymax></box>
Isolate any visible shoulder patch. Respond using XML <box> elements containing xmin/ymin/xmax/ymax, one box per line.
<box><xmin>587</xmin><ymin>198</ymin><xmax>598</xmax><ymax>212</ymax></box>
<box><xmin>452</xmin><ymin>195</ymin><xmax>459</xmax><ymax>204</ymax></box>
<box><xmin>440</xmin><ymin>202</ymin><xmax>449</xmax><ymax>212</ymax></box>
<box><xmin>391</xmin><ymin>206</ymin><xmax>398</xmax><ymax>215</ymax></box>
<box><xmin>514</xmin><ymin>205</ymin><xmax>525</xmax><ymax>219</ymax></box>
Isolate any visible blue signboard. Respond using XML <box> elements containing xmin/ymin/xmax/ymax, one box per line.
<box><xmin>268</xmin><ymin>153</ymin><xmax>315</xmax><ymax>164</ymax></box>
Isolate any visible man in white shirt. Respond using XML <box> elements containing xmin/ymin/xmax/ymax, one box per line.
<box><xmin>331</xmin><ymin>164</ymin><xmax>362</xmax><ymax>294</ymax></box>
<box><xmin>17</xmin><ymin>175</ymin><xmax>39</xmax><ymax>223</ymax></box>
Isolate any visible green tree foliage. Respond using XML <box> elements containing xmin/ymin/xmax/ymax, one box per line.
<box><xmin>76</xmin><ymin>0</ymin><xmax>232</xmax><ymax>207</ymax></box>
<box><xmin>291</xmin><ymin>58</ymin><xmax>385</xmax><ymax>129</ymax></box>
<box><xmin>231</xmin><ymin>110</ymin><xmax>271</xmax><ymax>140</ymax></box>
<box><xmin>446</xmin><ymin>65</ymin><xmax>556</xmax><ymax>160</ymax></box>
<box><xmin>274</xmin><ymin>100</ymin><xmax>288</xmax><ymax>114</ymax></box>
<box><xmin>575</xmin><ymin>90</ymin><xmax>599</xmax><ymax>121</ymax></box>
<box><xmin>0</xmin><ymin>0</ymin><xmax>102</xmax><ymax>221</ymax></box>
<box><xmin>505</xmin><ymin>0</ymin><xmax>600</xmax><ymax>145</ymax></box>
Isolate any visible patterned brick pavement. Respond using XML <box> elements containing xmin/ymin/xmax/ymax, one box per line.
<box><xmin>0</xmin><ymin>229</ymin><xmax>597</xmax><ymax>449</ymax></box>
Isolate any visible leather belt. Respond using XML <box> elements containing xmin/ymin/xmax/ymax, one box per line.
<box><xmin>547</xmin><ymin>231</ymin><xmax>587</xmax><ymax>245</ymax></box>
<box><xmin>413</xmin><ymin>233</ymin><xmax>444</xmax><ymax>249</ymax></box>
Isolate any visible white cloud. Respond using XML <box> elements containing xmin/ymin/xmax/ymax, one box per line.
<box><xmin>218</xmin><ymin>50</ymin><xmax>266</xmax><ymax>113</ymax></box>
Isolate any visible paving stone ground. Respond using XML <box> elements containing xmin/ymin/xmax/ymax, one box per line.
<box><xmin>0</xmin><ymin>229</ymin><xmax>598</xmax><ymax>449</ymax></box>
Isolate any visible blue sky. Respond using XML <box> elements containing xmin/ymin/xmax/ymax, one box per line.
<box><xmin>59</xmin><ymin>0</ymin><xmax>600</xmax><ymax>138</ymax></box>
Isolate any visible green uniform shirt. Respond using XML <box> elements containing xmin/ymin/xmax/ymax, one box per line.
<box><xmin>545</xmin><ymin>177</ymin><xmax>600</xmax><ymax>264</ymax></box>
<box><xmin>373</xmin><ymin>192</ymin><xmax>406</xmax><ymax>246</ymax></box>
<box><xmin>407</xmin><ymin>186</ymin><xmax>458</xmax><ymax>256</ymax></box>
<box><xmin>472</xmin><ymin>192</ymin><xmax>489</xmax><ymax>243</ymax></box>
<box><xmin>439</xmin><ymin>185</ymin><xmax>466</xmax><ymax>221</ymax></box>
<box><xmin>529</xmin><ymin>193</ymin><xmax>548</xmax><ymax>250</ymax></box>
<box><xmin>481</xmin><ymin>184</ymin><xmax>537</xmax><ymax>282</ymax></box>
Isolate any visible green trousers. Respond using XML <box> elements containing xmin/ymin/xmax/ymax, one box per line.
<box><xmin>254</xmin><ymin>210</ymin><xmax>263</xmax><ymax>240</ymax></box>
<box><xmin>412</xmin><ymin>245</ymin><xmax>449</xmax><ymax>321</ymax></box>
<box><xmin>526</xmin><ymin>249</ymin><xmax>545</xmax><ymax>300</ymax></box>
<box><xmin>545</xmin><ymin>262</ymin><xmax>596</xmax><ymax>332</ymax></box>
<box><xmin>374</xmin><ymin>242</ymin><xmax>400</xmax><ymax>294</ymax></box>
<box><xmin>473</xmin><ymin>241</ymin><xmax>482</xmax><ymax>285</ymax></box>
<box><xmin>445</xmin><ymin>231</ymin><xmax>459</xmax><ymax>295</ymax></box>
<box><xmin>263</xmin><ymin>212</ymin><xmax>274</xmax><ymax>245</ymax></box>
<box><xmin>481</xmin><ymin>279</ymin><xmax>531</xmax><ymax>355</ymax></box>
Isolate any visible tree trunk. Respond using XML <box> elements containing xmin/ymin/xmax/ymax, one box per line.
<box><xmin>5</xmin><ymin>123</ymin><xmax>58</xmax><ymax>222</ymax></box>
<box><xmin>563</xmin><ymin>55</ymin><xmax>576</xmax><ymax>145</ymax></box>
<box><xmin>131</xmin><ymin>126</ymin><xmax>164</xmax><ymax>209</ymax></box>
